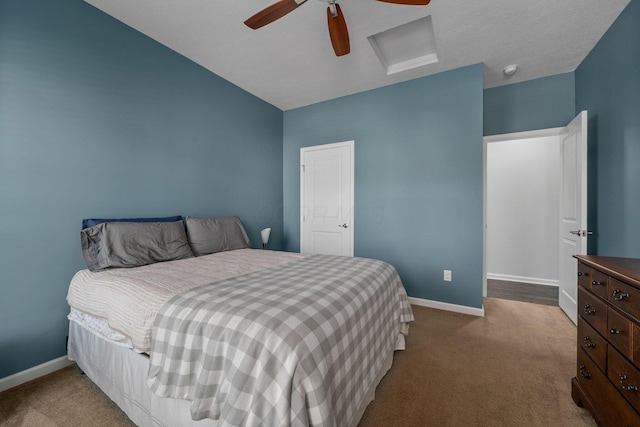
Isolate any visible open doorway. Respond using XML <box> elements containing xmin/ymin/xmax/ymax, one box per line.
<box><xmin>483</xmin><ymin>129</ymin><xmax>563</xmax><ymax>306</ymax></box>
<box><xmin>483</xmin><ymin>113</ymin><xmax>587</xmax><ymax>322</ymax></box>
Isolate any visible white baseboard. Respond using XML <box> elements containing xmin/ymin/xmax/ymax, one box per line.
<box><xmin>408</xmin><ymin>297</ymin><xmax>485</xmax><ymax>317</ymax></box>
<box><xmin>487</xmin><ymin>273</ymin><xmax>559</xmax><ymax>287</ymax></box>
<box><xmin>0</xmin><ymin>355</ymin><xmax>73</xmax><ymax>393</ymax></box>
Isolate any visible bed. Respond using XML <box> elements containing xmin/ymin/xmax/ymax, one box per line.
<box><xmin>66</xmin><ymin>216</ymin><xmax>414</xmax><ymax>427</ymax></box>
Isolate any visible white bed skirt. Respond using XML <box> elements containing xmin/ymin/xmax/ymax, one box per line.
<box><xmin>68</xmin><ymin>320</ymin><xmax>395</xmax><ymax>427</ymax></box>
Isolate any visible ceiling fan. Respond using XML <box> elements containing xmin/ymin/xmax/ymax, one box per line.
<box><xmin>244</xmin><ymin>0</ymin><xmax>431</xmax><ymax>57</ymax></box>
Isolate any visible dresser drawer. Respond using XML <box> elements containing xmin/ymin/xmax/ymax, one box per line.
<box><xmin>609</xmin><ymin>307</ymin><xmax>633</xmax><ymax>358</ymax></box>
<box><xmin>578</xmin><ymin>317</ymin><xmax>607</xmax><ymax>371</ymax></box>
<box><xmin>578</xmin><ymin>263</ymin><xmax>592</xmax><ymax>289</ymax></box>
<box><xmin>608</xmin><ymin>346</ymin><xmax>640</xmax><ymax>413</ymax></box>
<box><xmin>577</xmin><ymin>346</ymin><xmax>608</xmax><ymax>394</ymax></box>
<box><xmin>579</xmin><ymin>286</ymin><xmax>608</xmax><ymax>335</ymax></box>
<box><xmin>634</xmin><ymin>323</ymin><xmax>640</xmax><ymax>365</ymax></box>
<box><xmin>576</xmin><ymin>347</ymin><xmax>640</xmax><ymax>426</ymax></box>
<box><xmin>610</xmin><ymin>278</ymin><xmax>640</xmax><ymax>321</ymax></box>
<box><xmin>590</xmin><ymin>268</ymin><xmax>609</xmax><ymax>300</ymax></box>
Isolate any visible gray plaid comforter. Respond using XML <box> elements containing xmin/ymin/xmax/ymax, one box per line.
<box><xmin>147</xmin><ymin>254</ymin><xmax>413</xmax><ymax>427</ymax></box>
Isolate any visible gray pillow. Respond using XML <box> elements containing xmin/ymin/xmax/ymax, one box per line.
<box><xmin>185</xmin><ymin>216</ymin><xmax>251</xmax><ymax>256</ymax></box>
<box><xmin>81</xmin><ymin>221</ymin><xmax>194</xmax><ymax>271</ymax></box>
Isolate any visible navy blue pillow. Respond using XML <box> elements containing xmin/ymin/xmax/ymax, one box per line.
<box><xmin>81</xmin><ymin>215</ymin><xmax>182</xmax><ymax>230</ymax></box>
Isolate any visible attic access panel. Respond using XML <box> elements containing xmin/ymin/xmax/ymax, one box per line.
<box><xmin>368</xmin><ymin>15</ymin><xmax>438</xmax><ymax>75</ymax></box>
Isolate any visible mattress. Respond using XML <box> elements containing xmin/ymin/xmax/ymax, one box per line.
<box><xmin>68</xmin><ymin>320</ymin><xmax>394</xmax><ymax>427</ymax></box>
<box><xmin>68</xmin><ymin>321</ymin><xmax>219</xmax><ymax>427</ymax></box>
<box><xmin>67</xmin><ymin>249</ymin><xmax>413</xmax><ymax>426</ymax></box>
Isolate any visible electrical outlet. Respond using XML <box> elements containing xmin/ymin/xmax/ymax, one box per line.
<box><xmin>444</xmin><ymin>270</ymin><xmax>452</xmax><ymax>282</ymax></box>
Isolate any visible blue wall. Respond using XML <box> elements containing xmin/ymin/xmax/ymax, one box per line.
<box><xmin>0</xmin><ymin>0</ymin><xmax>283</xmax><ymax>378</ymax></box>
<box><xmin>283</xmin><ymin>64</ymin><xmax>485</xmax><ymax>309</ymax></box>
<box><xmin>483</xmin><ymin>72</ymin><xmax>576</xmax><ymax>136</ymax></box>
<box><xmin>575</xmin><ymin>0</ymin><xmax>640</xmax><ymax>257</ymax></box>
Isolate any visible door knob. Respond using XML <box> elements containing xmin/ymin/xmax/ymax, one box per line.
<box><xmin>570</xmin><ymin>230</ymin><xmax>593</xmax><ymax>237</ymax></box>
<box><xmin>338</xmin><ymin>223</ymin><xmax>348</xmax><ymax>228</ymax></box>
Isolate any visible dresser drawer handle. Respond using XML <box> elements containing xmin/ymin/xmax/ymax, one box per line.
<box><xmin>591</xmin><ymin>280</ymin><xmax>604</xmax><ymax>286</ymax></box>
<box><xmin>620</xmin><ymin>374</ymin><xmax>638</xmax><ymax>392</ymax></box>
<box><xmin>583</xmin><ymin>304</ymin><xmax>596</xmax><ymax>315</ymax></box>
<box><xmin>612</xmin><ymin>288</ymin><xmax>629</xmax><ymax>301</ymax></box>
<box><xmin>578</xmin><ymin>271</ymin><xmax>589</xmax><ymax>277</ymax></box>
<box><xmin>582</xmin><ymin>336</ymin><xmax>596</xmax><ymax>348</ymax></box>
<box><xmin>579</xmin><ymin>364</ymin><xmax>592</xmax><ymax>379</ymax></box>
<box><xmin>610</xmin><ymin>328</ymin><xmax>621</xmax><ymax>335</ymax></box>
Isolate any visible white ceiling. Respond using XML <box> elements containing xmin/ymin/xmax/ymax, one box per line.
<box><xmin>84</xmin><ymin>0</ymin><xmax>630</xmax><ymax>111</ymax></box>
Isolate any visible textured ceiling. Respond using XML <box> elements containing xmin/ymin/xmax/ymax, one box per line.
<box><xmin>84</xmin><ymin>0</ymin><xmax>630</xmax><ymax>111</ymax></box>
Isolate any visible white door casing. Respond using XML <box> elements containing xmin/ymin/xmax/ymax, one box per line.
<box><xmin>559</xmin><ymin>111</ymin><xmax>588</xmax><ymax>325</ymax></box>
<box><xmin>300</xmin><ymin>141</ymin><xmax>354</xmax><ymax>256</ymax></box>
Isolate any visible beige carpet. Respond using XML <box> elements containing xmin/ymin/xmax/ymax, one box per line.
<box><xmin>359</xmin><ymin>298</ymin><xmax>596</xmax><ymax>427</ymax></box>
<box><xmin>0</xmin><ymin>298</ymin><xmax>597</xmax><ymax>426</ymax></box>
<box><xmin>0</xmin><ymin>364</ymin><xmax>133</xmax><ymax>427</ymax></box>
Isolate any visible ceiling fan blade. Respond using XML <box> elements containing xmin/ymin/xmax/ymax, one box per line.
<box><xmin>327</xmin><ymin>4</ymin><xmax>350</xmax><ymax>56</ymax></box>
<box><xmin>245</xmin><ymin>0</ymin><xmax>307</xmax><ymax>30</ymax></box>
<box><xmin>376</xmin><ymin>0</ymin><xmax>431</xmax><ymax>5</ymax></box>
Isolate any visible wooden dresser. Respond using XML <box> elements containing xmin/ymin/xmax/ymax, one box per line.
<box><xmin>572</xmin><ymin>255</ymin><xmax>640</xmax><ymax>426</ymax></box>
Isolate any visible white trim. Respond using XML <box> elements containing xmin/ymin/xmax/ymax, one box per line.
<box><xmin>408</xmin><ymin>297</ymin><xmax>485</xmax><ymax>317</ymax></box>
<box><xmin>0</xmin><ymin>355</ymin><xmax>73</xmax><ymax>393</ymax></box>
<box><xmin>483</xmin><ymin>135</ymin><xmax>487</xmax><ymax>298</ymax></box>
<box><xmin>486</xmin><ymin>273</ymin><xmax>559</xmax><ymax>287</ymax></box>
<box><xmin>484</xmin><ymin>127</ymin><xmax>564</xmax><ymax>143</ymax></box>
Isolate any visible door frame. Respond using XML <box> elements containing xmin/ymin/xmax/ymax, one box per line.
<box><xmin>300</xmin><ymin>140</ymin><xmax>355</xmax><ymax>256</ymax></box>
<box><xmin>482</xmin><ymin>127</ymin><xmax>564</xmax><ymax>297</ymax></box>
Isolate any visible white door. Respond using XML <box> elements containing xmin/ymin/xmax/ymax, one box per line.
<box><xmin>300</xmin><ymin>141</ymin><xmax>354</xmax><ymax>256</ymax></box>
<box><xmin>559</xmin><ymin>111</ymin><xmax>588</xmax><ymax>324</ymax></box>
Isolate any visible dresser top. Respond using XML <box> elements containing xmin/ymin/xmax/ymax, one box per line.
<box><xmin>575</xmin><ymin>255</ymin><xmax>640</xmax><ymax>287</ymax></box>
